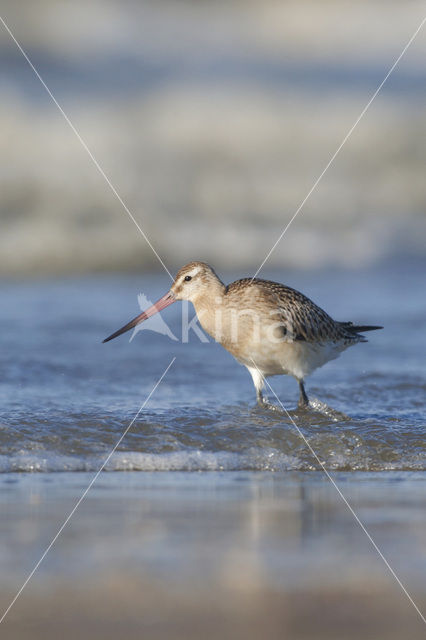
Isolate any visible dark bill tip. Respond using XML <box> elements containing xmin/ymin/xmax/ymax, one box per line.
<box><xmin>102</xmin><ymin>290</ymin><xmax>176</xmax><ymax>344</ymax></box>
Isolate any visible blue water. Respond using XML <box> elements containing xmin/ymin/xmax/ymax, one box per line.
<box><xmin>0</xmin><ymin>260</ymin><xmax>425</xmax><ymax>473</ymax></box>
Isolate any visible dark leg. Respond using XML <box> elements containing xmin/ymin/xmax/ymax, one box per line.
<box><xmin>298</xmin><ymin>380</ymin><xmax>309</xmax><ymax>408</ymax></box>
<box><xmin>256</xmin><ymin>388</ymin><xmax>265</xmax><ymax>405</ymax></box>
<box><xmin>247</xmin><ymin>367</ymin><xmax>282</xmax><ymax>412</ymax></box>
<box><xmin>256</xmin><ymin>385</ymin><xmax>282</xmax><ymax>413</ymax></box>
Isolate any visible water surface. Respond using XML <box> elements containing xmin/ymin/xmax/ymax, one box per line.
<box><xmin>1</xmin><ymin>261</ymin><xmax>424</xmax><ymax>473</ymax></box>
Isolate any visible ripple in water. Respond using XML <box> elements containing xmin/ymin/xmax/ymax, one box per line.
<box><xmin>0</xmin><ymin>268</ymin><xmax>424</xmax><ymax>473</ymax></box>
<box><xmin>1</xmin><ymin>402</ymin><xmax>425</xmax><ymax>473</ymax></box>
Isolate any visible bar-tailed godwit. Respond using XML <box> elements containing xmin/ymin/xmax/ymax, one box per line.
<box><xmin>103</xmin><ymin>262</ymin><xmax>382</xmax><ymax>408</ymax></box>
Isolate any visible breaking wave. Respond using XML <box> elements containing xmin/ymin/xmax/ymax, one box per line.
<box><xmin>1</xmin><ymin>410</ymin><xmax>425</xmax><ymax>473</ymax></box>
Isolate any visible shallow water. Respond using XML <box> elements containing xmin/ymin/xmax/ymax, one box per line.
<box><xmin>1</xmin><ymin>261</ymin><xmax>424</xmax><ymax>473</ymax></box>
<box><xmin>1</xmin><ymin>471</ymin><xmax>426</xmax><ymax>640</ymax></box>
<box><xmin>1</xmin><ymin>262</ymin><xmax>426</xmax><ymax>638</ymax></box>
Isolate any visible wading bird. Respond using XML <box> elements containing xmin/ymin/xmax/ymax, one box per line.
<box><xmin>103</xmin><ymin>262</ymin><xmax>382</xmax><ymax>408</ymax></box>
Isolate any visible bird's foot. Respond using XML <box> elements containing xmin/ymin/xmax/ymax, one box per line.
<box><xmin>259</xmin><ymin>401</ymin><xmax>283</xmax><ymax>413</ymax></box>
<box><xmin>297</xmin><ymin>397</ymin><xmax>310</xmax><ymax>411</ymax></box>
<box><xmin>256</xmin><ymin>396</ymin><xmax>283</xmax><ymax>413</ymax></box>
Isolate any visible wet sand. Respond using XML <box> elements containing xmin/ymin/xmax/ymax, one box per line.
<box><xmin>1</xmin><ymin>471</ymin><xmax>425</xmax><ymax>639</ymax></box>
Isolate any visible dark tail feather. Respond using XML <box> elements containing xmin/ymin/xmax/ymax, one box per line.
<box><xmin>340</xmin><ymin>322</ymin><xmax>383</xmax><ymax>334</ymax></box>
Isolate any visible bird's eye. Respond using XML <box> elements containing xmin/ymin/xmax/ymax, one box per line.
<box><xmin>184</xmin><ymin>275</ymin><xmax>192</xmax><ymax>282</ymax></box>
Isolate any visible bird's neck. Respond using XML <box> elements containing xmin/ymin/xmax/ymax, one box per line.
<box><xmin>192</xmin><ymin>280</ymin><xmax>227</xmax><ymax>342</ymax></box>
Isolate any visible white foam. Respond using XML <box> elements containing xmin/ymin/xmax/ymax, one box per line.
<box><xmin>308</xmin><ymin>398</ymin><xmax>351</xmax><ymax>421</ymax></box>
<box><xmin>0</xmin><ymin>449</ymin><xmax>301</xmax><ymax>473</ymax></box>
<box><xmin>0</xmin><ymin>446</ymin><xmax>424</xmax><ymax>474</ymax></box>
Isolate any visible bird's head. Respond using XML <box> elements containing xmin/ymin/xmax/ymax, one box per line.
<box><xmin>170</xmin><ymin>261</ymin><xmax>222</xmax><ymax>303</ymax></box>
<box><xmin>102</xmin><ymin>261</ymin><xmax>223</xmax><ymax>343</ymax></box>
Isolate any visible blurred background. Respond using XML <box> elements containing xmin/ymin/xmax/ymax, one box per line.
<box><xmin>1</xmin><ymin>6</ymin><xmax>426</xmax><ymax>639</ymax></box>
<box><xmin>0</xmin><ymin>0</ymin><xmax>425</xmax><ymax>277</ymax></box>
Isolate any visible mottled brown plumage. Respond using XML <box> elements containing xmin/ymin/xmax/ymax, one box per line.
<box><xmin>104</xmin><ymin>261</ymin><xmax>382</xmax><ymax>408</ymax></box>
<box><xmin>224</xmin><ymin>277</ymin><xmax>361</xmax><ymax>344</ymax></box>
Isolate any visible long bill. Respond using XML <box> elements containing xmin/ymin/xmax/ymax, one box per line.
<box><xmin>102</xmin><ymin>291</ymin><xmax>176</xmax><ymax>343</ymax></box>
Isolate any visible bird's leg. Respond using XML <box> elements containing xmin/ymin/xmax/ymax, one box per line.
<box><xmin>256</xmin><ymin>387</ymin><xmax>265</xmax><ymax>405</ymax></box>
<box><xmin>246</xmin><ymin>366</ymin><xmax>282</xmax><ymax>412</ymax></box>
<box><xmin>298</xmin><ymin>380</ymin><xmax>309</xmax><ymax>408</ymax></box>
<box><xmin>247</xmin><ymin>366</ymin><xmax>271</xmax><ymax>408</ymax></box>
<box><xmin>256</xmin><ymin>388</ymin><xmax>282</xmax><ymax>412</ymax></box>
<box><xmin>247</xmin><ymin>366</ymin><xmax>265</xmax><ymax>404</ymax></box>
